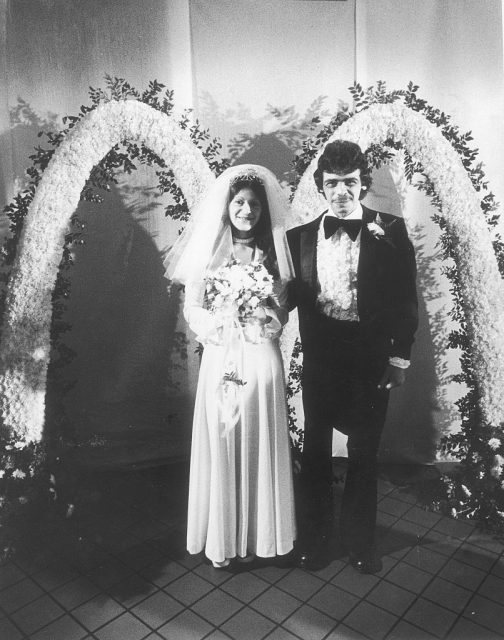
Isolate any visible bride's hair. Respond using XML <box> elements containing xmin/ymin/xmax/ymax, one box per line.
<box><xmin>228</xmin><ymin>178</ymin><xmax>279</xmax><ymax>279</ymax></box>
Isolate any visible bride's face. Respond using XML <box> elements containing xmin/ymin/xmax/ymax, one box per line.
<box><xmin>228</xmin><ymin>187</ymin><xmax>262</xmax><ymax>235</ymax></box>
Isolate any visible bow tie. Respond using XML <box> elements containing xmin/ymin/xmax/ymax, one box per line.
<box><xmin>323</xmin><ymin>216</ymin><xmax>362</xmax><ymax>241</ymax></box>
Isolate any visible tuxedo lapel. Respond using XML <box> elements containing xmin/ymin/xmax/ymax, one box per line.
<box><xmin>357</xmin><ymin>206</ymin><xmax>378</xmax><ymax>282</ymax></box>
<box><xmin>300</xmin><ymin>214</ymin><xmax>323</xmax><ymax>293</ymax></box>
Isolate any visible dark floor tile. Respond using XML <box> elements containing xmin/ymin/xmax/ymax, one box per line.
<box><xmin>250</xmin><ymin>585</ymin><xmax>301</xmax><ymax>623</ymax></box>
<box><xmin>0</xmin><ymin>563</ymin><xmax>26</xmax><ymax>590</ymax></box>
<box><xmin>94</xmin><ymin>611</ymin><xmax>151</xmax><ymax>640</ymax></box>
<box><xmin>221</xmin><ymin>572</ymin><xmax>270</xmax><ymax>603</ymax></box>
<box><xmin>149</xmin><ymin>531</ymin><xmax>186</xmax><ymax>557</ymax></box>
<box><xmin>402</xmin><ymin>546</ymin><xmax>448</xmax><ymax>575</ymax></box>
<box><xmin>378</xmin><ymin>496</ymin><xmax>412</xmax><ymax>518</ymax></box>
<box><xmin>51</xmin><ymin>576</ymin><xmax>101</xmax><ymax>610</ymax></box>
<box><xmin>404</xmin><ymin>597</ymin><xmax>458</xmax><ymax>637</ymax></box>
<box><xmin>326</xmin><ymin>624</ymin><xmax>369</xmax><ymax>639</ymax></box>
<box><xmin>31</xmin><ymin>563</ymin><xmax>80</xmax><ymax>592</ymax></box>
<box><xmin>385</xmin><ymin>562</ymin><xmax>432</xmax><ymax>594</ymax></box>
<box><xmin>221</xmin><ymin>606</ymin><xmax>275</xmax><ymax>640</ymax></box>
<box><xmin>377</xmin><ymin>511</ymin><xmax>399</xmax><ymax>529</ymax></box>
<box><xmin>432</xmin><ymin>517</ymin><xmax>475</xmax><ymax>540</ymax></box>
<box><xmin>193</xmin><ymin>561</ymin><xmax>233</xmax><ymax>586</ymax></box>
<box><xmin>465</xmin><ymin>531</ymin><xmax>504</xmax><ymax>555</ymax></box>
<box><xmin>205</xmin><ymin>630</ymin><xmax>233</xmax><ymax>640</ymax></box>
<box><xmin>389</xmin><ymin>518</ymin><xmax>429</xmax><ymax>544</ymax></box>
<box><xmin>447</xmin><ymin>616</ymin><xmax>502</xmax><ymax>639</ymax></box>
<box><xmin>140</xmin><ymin>558</ymin><xmax>188</xmax><ymax>587</ymax></box>
<box><xmin>421</xmin><ymin>531</ymin><xmax>462</xmax><ymax>557</ymax></box>
<box><xmin>307</xmin><ymin>558</ymin><xmax>347</xmax><ymax>582</ymax></box>
<box><xmin>439</xmin><ymin>557</ymin><xmax>487</xmax><ymax>591</ymax></box>
<box><xmin>251</xmin><ymin>564</ymin><xmax>292</xmax><ymax>585</ymax></box>
<box><xmin>107</xmin><ymin>573</ymin><xmax>158</xmax><ymax>607</ymax></box>
<box><xmin>388</xmin><ymin>488</ymin><xmax>418</xmax><ymax>505</ymax></box>
<box><xmin>309</xmin><ymin>582</ymin><xmax>360</xmax><ymax>621</ymax></box>
<box><xmin>85</xmin><ymin>558</ymin><xmax>133</xmax><ymax>589</ymax></box>
<box><xmin>275</xmin><ymin>569</ymin><xmax>325</xmax><ymax>601</ymax></box>
<box><xmin>366</xmin><ymin>580</ymin><xmax>416</xmax><ymax>616</ymax></box>
<box><xmin>264</xmin><ymin>628</ymin><xmax>299</xmax><ymax>640</ymax></box>
<box><xmin>0</xmin><ymin>616</ymin><xmax>24</xmax><ymax>640</ymax></box>
<box><xmin>30</xmin><ymin>614</ymin><xmax>88</xmax><ymax>640</ymax></box>
<box><xmin>343</xmin><ymin>601</ymin><xmax>398</xmax><ymax>640</ymax></box>
<box><xmin>163</xmin><ymin>572</ymin><xmax>214</xmax><ymax>606</ymax></box>
<box><xmin>14</xmin><ymin>546</ymin><xmax>57</xmax><ymax>575</ymax></box>
<box><xmin>158</xmin><ymin>609</ymin><xmax>214</xmax><ymax>640</ymax></box>
<box><xmin>114</xmin><ymin>542</ymin><xmax>166</xmax><ymax>571</ymax></box>
<box><xmin>477</xmin><ymin>572</ymin><xmax>504</xmax><ymax>606</ymax></box>
<box><xmin>177</xmin><ymin>552</ymin><xmax>205</xmax><ymax>571</ymax></box>
<box><xmin>386</xmin><ymin>620</ymin><xmax>437</xmax><ymax>639</ymax></box>
<box><xmin>191</xmin><ymin>589</ymin><xmax>243</xmax><ymax>626</ymax></box>
<box><xmin>330</xmin><ymin>564</ymin><xmax>379</xmax><ymax>598</ymax></box>
<box><xmin>72</xmin><ymin>594</ymin><xmax>125</xmax><ymax>632</ymax></box>
<box><xmin>131</xmin><ymin>591</ymin><xmax>184</xmax><ymax>628</ymax></box>
<box><xmin>402</xmin><ymin>506</ymin><xmax>443</xmax><ymax>528</ymax></box>
<box><xmin>452</xmin><ymin>542</ymin><xmax>499</xmax><ymax>572</ymax></box>
<box><xmin>374</xmin><ymin>554</ymin><xmax>399</xmax><ymax>578</ymax></box>
<box><xmin>379</xmin><ymin>533</ymin><xmax>413</xmax><ymax>560</ymax></box>
<box><xmin>491</xmin><ymin>556</ymin><xmax>504</xmax><ymax>579</ymax></box>
<box><xmin>422</xmin><ymin>576</ymin><xmax>472</xmax><ymax>613</ymax></box>
<box><xmin>463</xmin><ymin>594</ymin><xmax>504</xmax><ymax>635</ymax></box>
<box><xmin>0</xmin><ymin>576</ymin><xmax>45</xmax><ymax>613</ymax></box>
<box><xmin>11</xmin><ymin>594</ymin><xmax>65</xmax><ymax>635</ymax></box>
<box><xmin>282</xmin><ymin>604</ymin><xmax>336</xmax><ymax>640</ymax></box>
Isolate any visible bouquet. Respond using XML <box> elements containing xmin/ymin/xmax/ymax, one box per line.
<box><xmin>205</xmin><ymin>258</ymin><xmax>274</xmax><ymax>321</ymax></box>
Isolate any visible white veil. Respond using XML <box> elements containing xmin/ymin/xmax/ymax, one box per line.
<box><xmin>164</xmin><ymin>164</ymin><xmax>295</xmax><ymax>285</ymax></box>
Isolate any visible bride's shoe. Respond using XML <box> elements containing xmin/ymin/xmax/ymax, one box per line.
<box><xmin>237</xmin><ymin>553</ymin><xmax>255</xmax><ymax>564</ymax></box>
<box><xmin>212</xmin><ymin>559</ymin><xmax>230</xmax><ymax>569</ymax></box>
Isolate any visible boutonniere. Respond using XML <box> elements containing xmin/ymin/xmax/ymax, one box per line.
<box><xmin>366</xmin><ymin>214</ymin><xmax>396</xmax><ymax>247</ymax></box>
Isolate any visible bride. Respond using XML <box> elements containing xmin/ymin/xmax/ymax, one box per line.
<box><xmin>166</xmin><ymin>164</ymin><xmax>296</xmax><ymax>568</ymax></box>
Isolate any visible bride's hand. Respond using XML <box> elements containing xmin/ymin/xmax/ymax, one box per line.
<box><xmin>251</xmin><ymin>306</ymin><xmax>271</xmax><ymax>325</ymax></box>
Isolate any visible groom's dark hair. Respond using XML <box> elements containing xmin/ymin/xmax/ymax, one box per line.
<box><xmin>314</xmin><ymin>140</ymin><xmax>372</xmax><ymax>196</ymax></box>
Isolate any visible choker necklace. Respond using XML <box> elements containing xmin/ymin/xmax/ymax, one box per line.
<box><xmin>232</xmin><ymin>236</ymin><xmax>255</xmax><ymax>246</ymax></box>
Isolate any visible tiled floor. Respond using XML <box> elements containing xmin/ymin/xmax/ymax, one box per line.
<box><xmin>1</xmin><ymin>462</ymin><xmax>504</xmax><ymax>640</ymax></box>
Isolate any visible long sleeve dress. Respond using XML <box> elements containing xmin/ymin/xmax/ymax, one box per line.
<box><xmin>184</xmin><ymin>249</ymin><xmax>296</xmax><ymax>564</ymax></box>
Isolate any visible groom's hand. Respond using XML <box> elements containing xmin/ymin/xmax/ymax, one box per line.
<box><xmin>378</xmin><ymin>364</ymin><xmax>406</xmax><ymax>390</ymax></box>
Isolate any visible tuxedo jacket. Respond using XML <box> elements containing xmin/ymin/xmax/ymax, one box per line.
<box><xmin>286</xmin><ymin>205</ymin><xmax>418</xmax><ymax>361</ymax></box>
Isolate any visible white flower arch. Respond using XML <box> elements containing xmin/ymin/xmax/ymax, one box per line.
<box><xmin>285</xmin><ymin>101</ymin><xmax>504</xmax><ymax>427</ymax></box>
<box><xmin>0</xmin><ymin>100</ymin><xmax>215</xmax><ymax>441</ymax></box>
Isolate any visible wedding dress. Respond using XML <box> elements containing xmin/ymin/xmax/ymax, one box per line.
<box><xmin>184</xmin><ymin>249</ymin><xmax>296</xmax><ymax>563</ymax></box>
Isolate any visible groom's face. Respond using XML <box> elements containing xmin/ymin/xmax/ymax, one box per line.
<box><xmin>322</xmin><ymin>169</ymin><xmax>362</xmax><ymax>218</ymax></box>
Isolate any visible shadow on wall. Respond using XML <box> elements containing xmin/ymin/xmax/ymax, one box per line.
<box><xmin>59</xmin><ymin>185</ymin><xmax>193</xmax><ymax>466</ymax></box>
<box><xmin>380</xmin><ymin>235</ymin><xmax>442</xmax><ymax>465</ymax></box>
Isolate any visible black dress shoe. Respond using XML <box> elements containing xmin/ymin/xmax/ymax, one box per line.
<box><xmin>295</xmin><ymin>530</ymin><xmax>339</xmax><ymax>571</ymax></box>
<box><xmin>296</xmin><ymin>548</ymin><xmax>331</xmax><ymax>571</ymax></box>
<box><xmin>348</xmin><ymin>550</ymin><xmax>383</xmax><ymax>575</ymax></box>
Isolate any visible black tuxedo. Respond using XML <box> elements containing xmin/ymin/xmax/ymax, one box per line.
<box><xmin>287</xmin><ymin>205</ymin><xmax>418</xmax><ymax>554</ymax></box>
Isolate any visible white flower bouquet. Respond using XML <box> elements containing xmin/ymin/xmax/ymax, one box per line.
<box><xmin>205</xmin><ymin>258</ymin><xmax>274</xmax><ymax>321</ymax></box>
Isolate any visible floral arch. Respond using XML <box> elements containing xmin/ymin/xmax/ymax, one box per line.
<box><xmin>0</xmin><ymin>99</ymin><xmax>215</xmax><ymax>442</ymax></box>
<box><xmin>285</xmin><ymin>101</ymin><xmax>504</xmax><ymax>430</ymax></box>
<box><xmin>1</xmin><ymin>96</ymin><xmax>504</xmax><ymax>448</ymax></box>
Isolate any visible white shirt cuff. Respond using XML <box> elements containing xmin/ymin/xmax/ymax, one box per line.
<box><xmin>389</xmin><ymin>356</ymin><xmax>410</xmax><ymax>369</ymax></box>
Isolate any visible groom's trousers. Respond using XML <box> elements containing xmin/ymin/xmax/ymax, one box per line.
<box><xmin>298</xmin><ymin>316</ymin><xmax>390</xmax><ymax>555</ymax></box>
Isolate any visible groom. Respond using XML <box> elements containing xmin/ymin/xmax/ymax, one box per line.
<box><xmin>287</xmin><ymin>140</ymin><xmax>418</xmax><ymax>573</ymax></box>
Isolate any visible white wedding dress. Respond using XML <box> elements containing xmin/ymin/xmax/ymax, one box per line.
<box><xmin>184</xmin><ymin>251</ymin><xmax>296</xmax><ymax>564</ymax></box>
